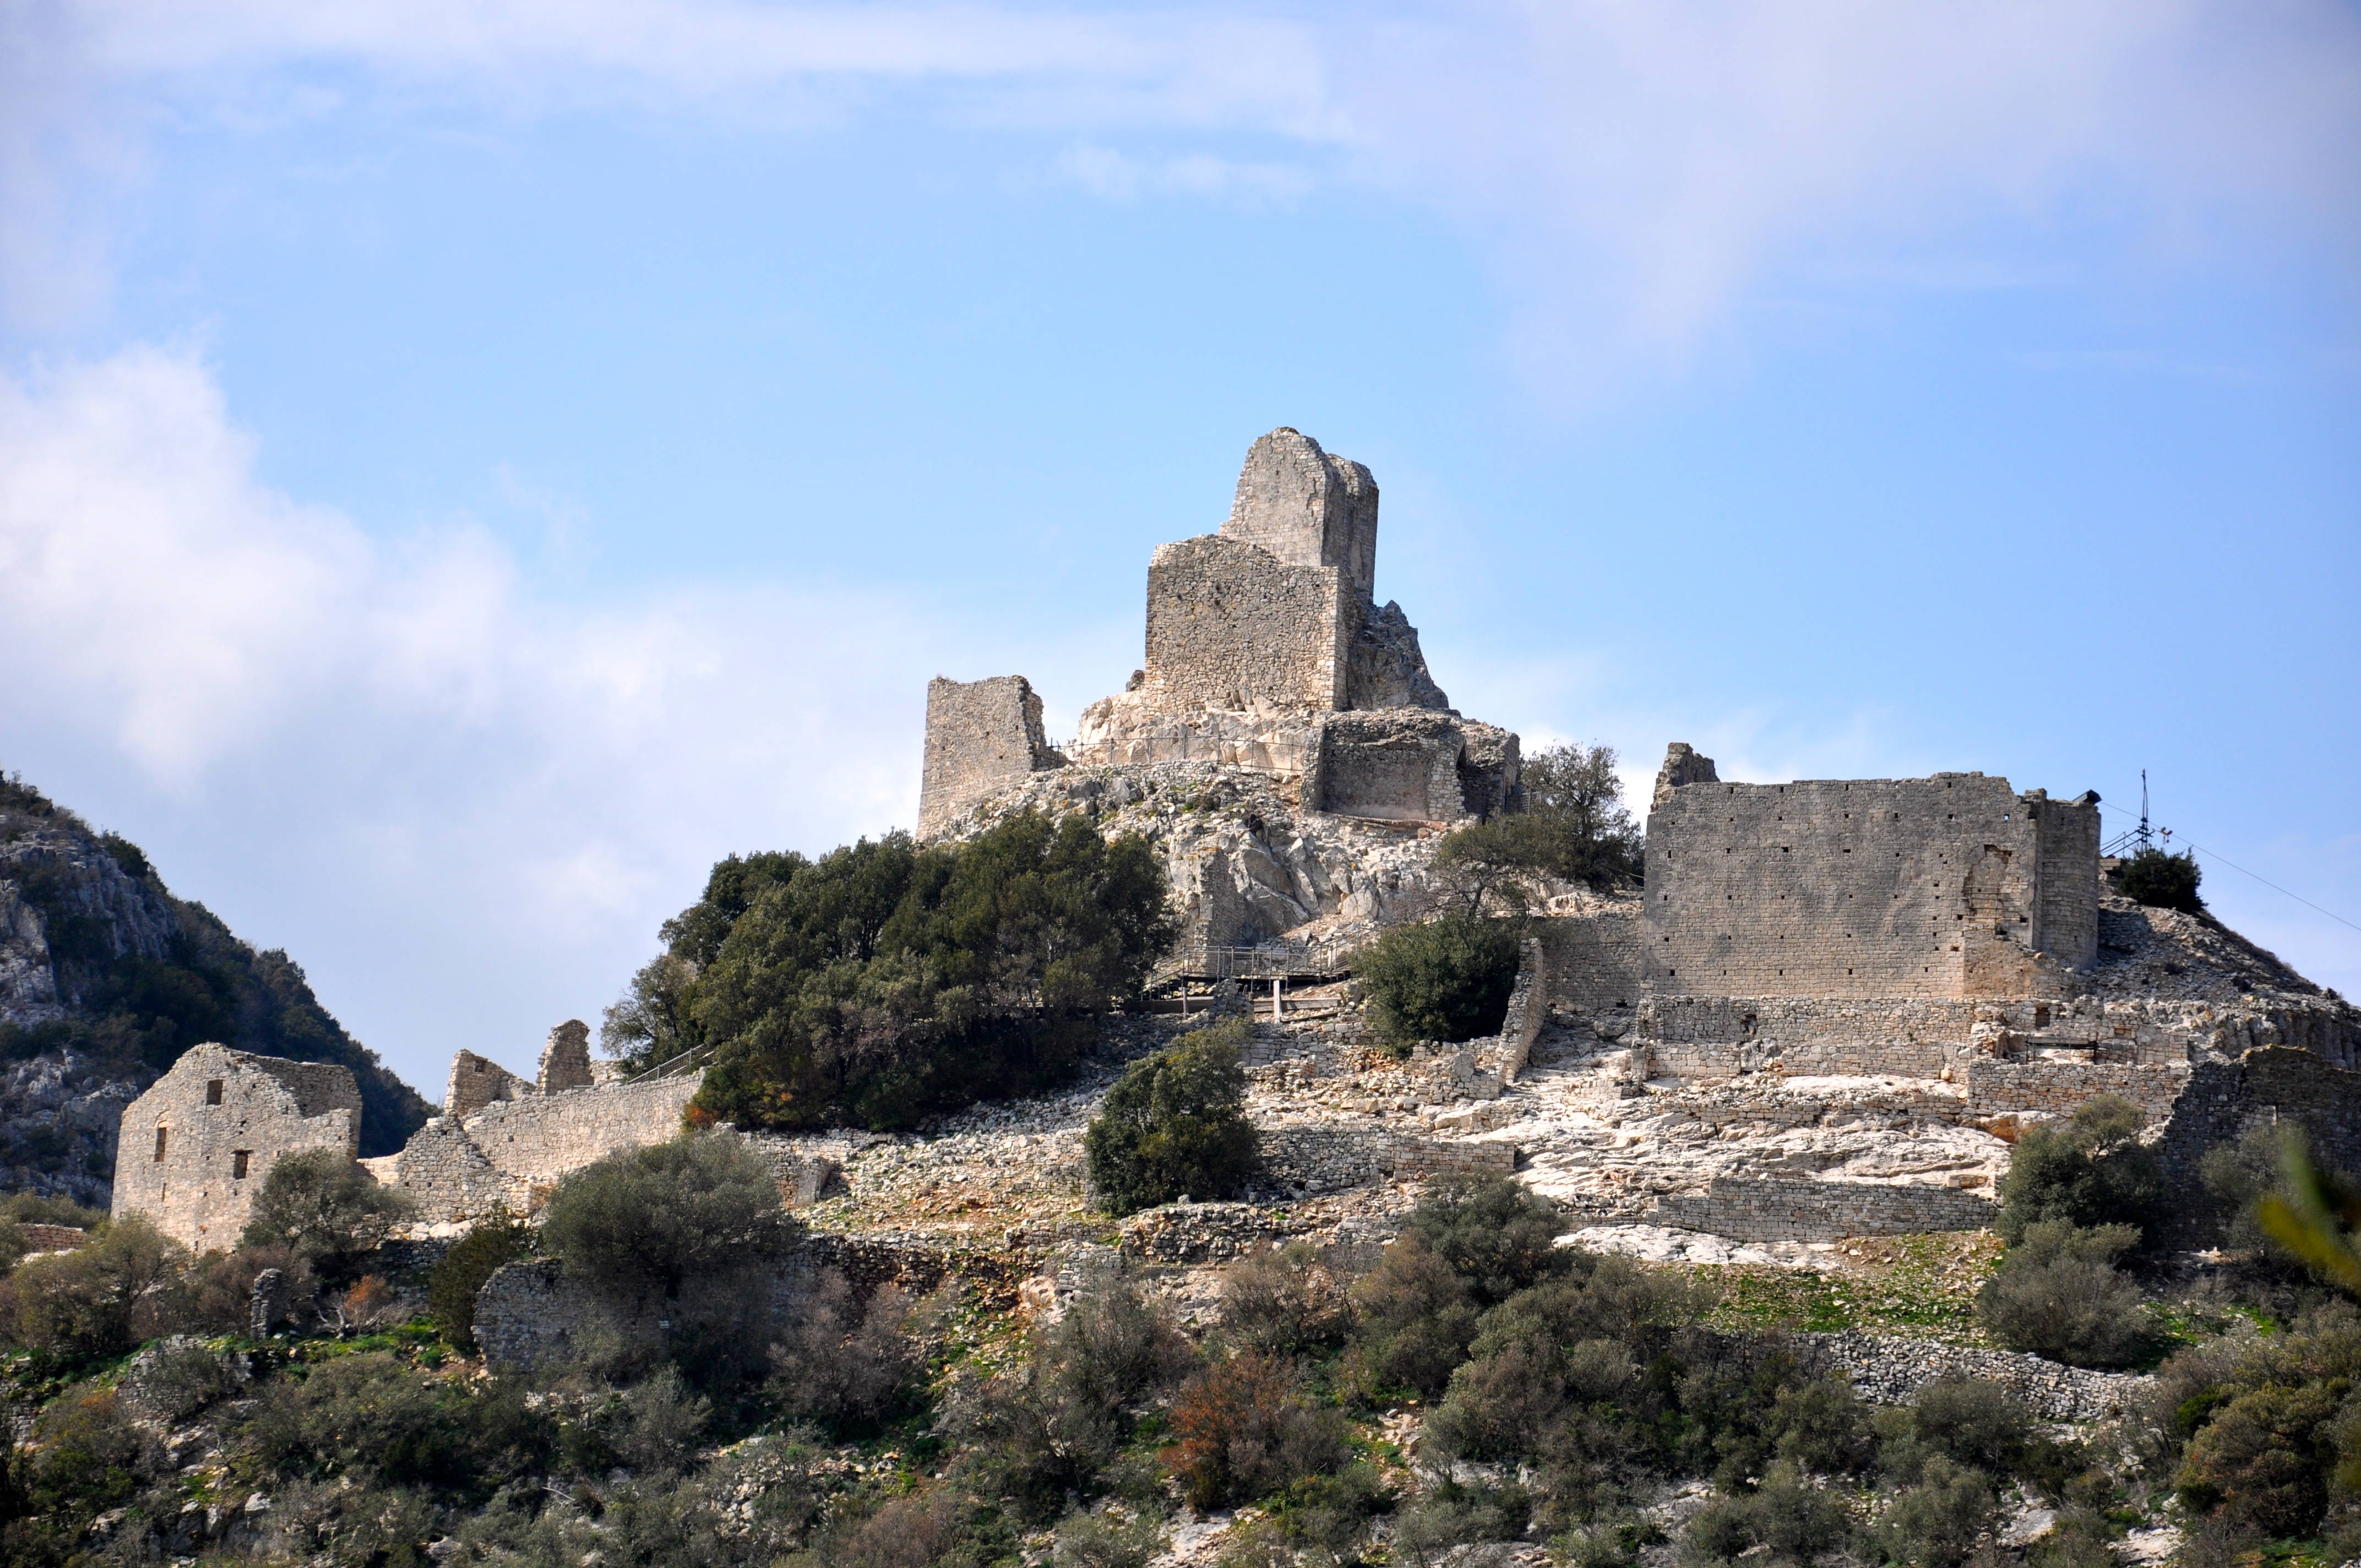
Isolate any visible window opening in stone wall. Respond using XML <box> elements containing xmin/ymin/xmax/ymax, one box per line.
<box><xmin>233</xmin><ymin>1151</ymin><xmax>250</xmax><ymax>1179</ymax></box>
<box><xmin>206</xmin><ymin>1079</ymin><xmax>223</xmax><ymax>1104</ymax></box>
<box><xmin>154</xmin><ymin>1127</ymin><xmax>167</xmax><ymax>1161</ymax></box>
<box><xmin>2034</xmin><ymin>1005</ymin><xmax>2051</xmax><ymax>1028</ymax></box>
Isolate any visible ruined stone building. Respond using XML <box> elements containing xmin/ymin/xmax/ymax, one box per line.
<box><xmin>112</xmin><ymin>1043</ymin><xmax>363</xmax><ymax>1249</ymax></box>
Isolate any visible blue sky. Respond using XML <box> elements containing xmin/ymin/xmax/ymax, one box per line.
<box><xmin>2</xmin><ymin>1</ymin><xmax>2356</xmax><ymax>1096</ymax></box>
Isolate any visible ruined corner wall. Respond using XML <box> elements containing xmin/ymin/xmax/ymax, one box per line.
<box><xmin>1309</xmin><ymin>712</ymin><xmax>1518</xmax><ymax>823</ymax></box>
<box><xmin>1144</xmin><ymin>535</ymin><xmax>1348</xmax><ymax>714</ymax></box>
<box><xmin>1642</xmin><ymin>774</ymin><xmax>2100</xmax><ymax>999</ymax></box>
<box><xmin>112</xmin><ymin>1043</ymin><xmax>361</xmax><ymax>1249</ymax></box>
<box><xmin>393</xmin><ymin>1074</ymin><xmax>703</xmax><ymax>1227</ymax></box>
<box><xmin>446</xmin><ymin>1050</ymin><xmax>532</xmax><ymax>1119</ymax></box>
<box><xmin>1223</xmin><ymin>427</ymin><xmax>1378</xmax><ymax>605</ymax></box>
<box><xmin>2154</xmin><ymin>1047</ymin><xmax>2361</xmax><ymax>1246</ymax></box>
<box><xmin>918</xmin><ymin>675</ymin><xmax>1066</xmax><ymax>839</ymax></box>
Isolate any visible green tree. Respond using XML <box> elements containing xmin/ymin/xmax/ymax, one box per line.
<box><xmin>1404</xmin><ymin>1173</ymin><xmax>1574</xmax><ymax>1307</ymax></box>
<box><xmin>540</xmin><ymin>1133</ymin><xmax>798</xmax><ymax>1298</ymax></box>
<box><xmin>240</xmin><ymin>1148</ymin><xmax>416</xmax><ymax>1279</ymax></box>
<box><xmin>10</xmin><ymin>1216</ymin><xmax>190</xmax><ymax>1358</ymax></box>
<box><xmin>428</xmin><ymin>1209</ymin><xmax>531</xmax><ymax>1351</ymax></box>
<box><xmin>1995</xmin><ymin>1094</ymin><xmax>2163</xmax><ymax>1245</ymax></box>
<box><xmin>1434</xmin><ymin>742</ymin><xmax>1642</xmax><ymax>900</ymax></box>
<box><xmin>1084</xmin><ymin>1018</ymin><xmax>1261</xmax><ymax>1216</ymax></box>
<box><xmin>1974</xmin><ymin>1221</ymin><xmax>2151</xmax><ymax>1369</ymax></box>
<box><xmin>684</xmin><ymin>812</ymin><xmax>1175</xmax><ymax>1131</ymax></box>
<box><xmin>1354</xmin><ymin>912</ymin><xmax>1524</xmax><ymax>1050</ymax></box>
<box><xmin>2118</xmin><ymin>847</ymin><xmax>2202</xmax><ymax>913</ymax></box>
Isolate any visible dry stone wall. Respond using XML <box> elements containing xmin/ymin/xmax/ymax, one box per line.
<box><xmin>1794</xmin><ymin>1332</ymin><xmax>2147</xmax><ymax>1423</ymax></box>
<box><xmin>445</xmin><ymin>1050</ymin><xmax>531</xmax><ymax>1118</ymax></box>
<box><xmin>112</xmin><ymin>1044</ymin><xmax>361</xmax><ymax>1249</ymax></box>
<box><xmin>1144</xmin><ymin>535</ymin><xmax>1348</xmax><ymax>714</ymax></box>
<box><xmin>1651</xmin><ymin>1176</ymin><xmax>1996</xmax><ymax>1242</ymax></box>
<box><xmin>1643</xmin><ymin>771</ymin><xmax>2100</xmax><ymax>999</ymax></box>
<box><xmin>1963</xmin><ymin>1060</ymin><xmax>2191</xmax><ymax>1120</ymax></box>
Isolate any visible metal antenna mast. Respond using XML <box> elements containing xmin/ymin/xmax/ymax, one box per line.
<box><xmin>2102</xmin><ymin>769</ymin><xmax>2155</xmax><ymax>857</ymax></box>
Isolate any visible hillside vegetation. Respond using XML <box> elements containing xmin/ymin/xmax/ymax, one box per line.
<box><xmin>603</xmin><ymin>810</ymin><xmax>1176</xmax><ymax>1131</ymax></box>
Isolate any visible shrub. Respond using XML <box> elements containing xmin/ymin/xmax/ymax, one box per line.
<box><xmin>9</xmin><ymin>1215</ymin><xmax>188</xmax><ymax>1358</ymax></box>
<box><xmin>1870</xmin><ymin>1456</ymin><xmax>1995</xmax><ymax>1568</ymax></box>
<box><xmin>2118</xmin><ymin>847</ymin><xmax>2202</xmax><ymax>913</ymax></box>
<box><xmin>1344</xmin><ymin>1230</ymin><xmax>1480</xmax><ymax>1399</ymax></box>
<box><xmin>1219</xmin><ymin>1243</ymin><xmax>1351</xmax><ymax>1358</ymax></box>
<box><xmin>1975</xmin><ymin>1221</ymin><xmax>2152</xmax><ymax>1368</ymax></box>
<box><xmin>766</xmin><ymin>1270</ymin><xmax>917</xmax><ymax>1429</ymax></box>
<box><xmin>1355</xmin><ymin>912</ymin><xmax>1524</xmax><ymax>1049</ymax></box>
<box><xmin>239</xmin><ymin>1147</ymin><xmax>416</xmax><ymax>1278</ymax></box>
<box><xmin>1045</xmin><ymin>1279</ymin><xmax>1193</xmax><ymax>1410</ymax></box>
<box><xmin>1084</xmin><ymin>1018</ymin><xmax>1260</xmax><ymax>1216</ymax></box>
<box><xmin>1996</xmin><ymin>1095</ymin><xmax>2163</xmax><ymax>1245</ymax></box>
<box><xmin>184</xmin><ymin>1241</ymin><xmax>315</xmax><ymax>1334</ymax></box>
<box><xmin>1052</xmin><ymin>1507</ymin><xmax>1167</xmax><ymax>1568</ymax></box>
<box><xmin>1906</xmin><ymin>1379</ymin><xmax>2032</xmax><ymax>1476</ymax></box>
<box><xmin>1433</xmin><ymin>742</ymin><xmax>1644</xmax><ymax>897</ymax></box>
<box><xmin>540</xmin><ymin>1132</ymin><xmax>798</xmax><ymax>1298</ymax></box>
<box><xmin>1679</xmin><ymin>1462</ymin><xmax>1853</xmax><ymax>1568</ymax></box>
<box><xmin>429</xmin><ymin>1209</ymin><xmax>530</xmax><ymax>1351</ymax></box>
<box><xmin>1405</xmin><ymin>1173</ymin><xmax>1574</xmax><ymax>1306</ymax></box>
<box><xmin>2175</xmin><ymin>1380</ymin><xmax>2347</xmax><ymax>1538</ymax></box>
<box><xmin>1166</xmin><ymin>1351</ymin><xmax>1347</xmax><ymax>1511</ymax></box>
<box><xmin>684</xmin><ymin>812</ymin><xmax>1176</xmax><ymax>1131</ymax></box>
<box><xmin>8</xmin><ymin>1386</ymin><xmax>165</xmax><ymax>1557</ymax></box>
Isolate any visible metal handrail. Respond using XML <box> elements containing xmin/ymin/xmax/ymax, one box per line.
<box><xmin>623</xmin><ymin>1043</ymin><xmax>710</xmax><ymax>1083</ymax></box>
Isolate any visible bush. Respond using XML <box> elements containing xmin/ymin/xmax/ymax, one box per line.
<box><xmin>2119</xmin><ymin>847</ymin><xmax>2202</xmax><ymax>913</ymax></box>
<box><xmin>1084</xmin><ymin>1018</ymin><xmax>1260</xmax><ymax>1216</ymax></box>
<box><xmin>240</xmin><ymin>1147</ymin><xmax>416</xmax><ymax>1278</ymax></box>
<box><xmin>1052</xmin><ymin>1507</ymin><xmax>1167</xmax><ymax>1568</ymax></box>
<box><xmin>1434</xmin><ymin>742</ymin><xmax>1644</xmax><ymax>897</ymax></box>
<box><xmin>9</xmin><ymin>1215</ymin><xmax>189</xmax><ymax>1358</ymax></box>
<box><xmin>1355</xmin><ymin>912</ymin><xmax>1524</xmax><ymax>1049</ymax></box>
<box><xmin>1870</xmin><ymin>1456</ymin><xmax>1995</xmax><ymax>1568</ymax></box>
<box><xmin>1906</xmin><ymin>1378</ymin><xmax>2032</xmax><ymax>1476</ymax></box>
<box><xmin>1404</xmin><ymin>1173</ymin><xmax>1574</xmax><ymax>1306</ymax></box>
<box><xmin>1975</xmin><ymin>1221</ymin><xmax>2152</xmax><ymax>1368</ymax></box>
<box><xmin>765</xmin><ymin>1269</ymin><xmax>917</xmax><ymax>1429</ymax></box>
<box><xmin>246</xmin><ymin>1351</ymin><xmax>548</xmax><ymax>1493</ymax></box>
<box><xmin>1996</xmin><ymin>1095</ymin><xmax>2163</xmax><ymax>1245</ymax></box>
<box><xmin>183</xmin><ymin>1241</ymin><xmax>315</xmax><ymax>1334</ymax></box>
<box><xmin>2162</xmin><ymin>1302</ymin><xmax>2361</xmax><ymax>1542</ymax></box>
<box><xmin>1166</xmin><ymin>1351</ymin><xmax>1347</xmax><ymax>1511</ymax></box>
<box><xmin>682</xmin><ymin>812</ymin><xmax>1177</xmax><ymax>1131</ymax></box>
<box><xmin>1344</xmin><ymin>1230</ymin><xmax>1480</xmax><ymax>1400</ymax></box>
<box><xmin>540</xmin><ymin>1132</ymin><xmax>798</xmax><ymax>1298</ymax></box>
<box><xmin>429</xmin><ymin>1209</ymin><xmax>530</xmax><ymax>1351</ymax></box>
<box><xmin>1220</xmin><ymin>1243</ymin><xmax>1352</xmax><ymax>1358</ymax></box>
<box><xmin>1679</xmin><ymin>1462</ymin><xmax>1852</xmax><ymax>1568</ymax></box>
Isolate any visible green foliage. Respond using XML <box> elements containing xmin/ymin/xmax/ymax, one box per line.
<box><xmin>1343</xmin><ymin>1229</ymin><xmax>1480</xmax><ymax>1400</ymax></box>
<box><xmin>429</xmin><ymin>1208</ymin><xmax>530</xmax><ymax>1351</ymax></box>
<box><xmin>240</xmin><ymin>1146</ymin><xmax>417</xmax><ymax>1279</ymax></box>
<box><xmin>1084</xmin><ymin>1019</ymin><xmax>1260</xmax><ymax>1216</ymax></box>
<box><xmin>1869</xmin><ymin>1456</ymin><xmax>1995</xmax><ymax>1568</ymax></box>
<box><xmin>2256</xmin><ymin>1136</ymin><xmax>2361</xmax><ymax>1298</ymax></box>
<box><xmin>1434</xmin><ymin>741</ymin><xmax>1644</xmax><ymax>897</ymax></box>
<box><xmin>540</xmin><ymin>1132</ymin><xmax>798</xmax><ymax>1298</ymax></box>
<box><xmin>0</xmin><ymin>774</ymin><xmax>432</xmax><ymax>1158</ymax></box>
<box><xmin>243</xmin><ymin>1350</ymin><xmax>551</xmax><ymax>1493</ymax></box>
<box><xmin>673</xmin><ymin>812</ymin><xmax>1176</xmax><ymax>1130</ymax></box>
<box><xmin>1167</xmin><ymin>1349</ymin><xmax>1348</xmax><ymax>1511</ymax></box>
<box><xmin>1218</xmin><ymin>1243</ymin><xmax>1352</xmax><ymax>1358</ymax></box>
<box><xmin>1996</xmin><ymin>1093</ymin><xmax>2164</xmax><ymax>1245</ymax></box>
<box><xmin>1679</xmin><ymin>1462</ymin><xmax>1853</xmax><ymax>1568</ymax></box>
<box><xmin>2119</xmin><ymin>846</ymin><xmax>2204</xmax><ymax>913</ymax></box>
<box><xmin>1354</xmin><ymin>911</ymin><xmax>1524</xmax><ymax>1049</ymax></box>
<box><xmin>765</xmin><ymin>1270</ymin><xmax>918</xmax><ymax>1430</ymax></box>
<box><xmin>1403</xmin><ymin>1172</ymin><xmax>1575</xmax><ymax>1306</ymax></box>
<box><xmin>0</xmin><ymin>1386</ymin><xmax>165</xmax><ymax>1565</ymax></box>
<box><xmin>1974</xmin><ymin>1220</ymin><xmax>2152</xmax><ymax>1368</ymax></box>
<box><xmin>8</xmin><ymin>1215</ymin><xmax>189</xmax><ymax>1359</ymax></box>
<box><xmin>2161</xmin><ymin>1300</ymin><xmax>2361</xmax><ymax>1542</ymax></box>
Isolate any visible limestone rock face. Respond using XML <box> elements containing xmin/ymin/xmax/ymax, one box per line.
<box><xmin>1346</xmin><ymin>601</ymin><xmax>1450</xmax><ymax>711</ymax></box>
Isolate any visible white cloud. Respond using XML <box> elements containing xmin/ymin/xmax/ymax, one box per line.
<box><xmin>0</xmin><ymin>345</ymin><xmax>1011</xmax><ymax>1082</ymax></box>
<box><xmin>8</xmin><ymin>3</ymin><xmax>2354</xmax><ymax>370</ymax></box>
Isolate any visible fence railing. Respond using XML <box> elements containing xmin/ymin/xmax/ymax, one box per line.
<box><xmin>1158</xmin><ymin>937</ymin><xmax>1358</xmax><ymax>981</ymax></box>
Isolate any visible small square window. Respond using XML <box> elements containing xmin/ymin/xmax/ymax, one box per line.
<box><xmin>232</xmin><ymin>1151</ymin><xmax>251</xmax><ymax>1179</ymax></box>
<box><xmin>206</xmin><ymin>1079</ymin><xmax>224</xmax><ymax>1105</ymax></box>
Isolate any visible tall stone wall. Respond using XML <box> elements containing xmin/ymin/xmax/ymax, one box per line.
<box><xmin>1223</xmin><ymin>427</ymin><xmax>1379</xmax><ymax>605</ymax></box>
<box><xmin>918</xmin><ymin>675</ymin><xmax>1067</xmax><ymax>839</ymax></box>
<box><xmin>1536</xmin><ymin>911</ymin><xmax>1647</xmax><ymax>1012</ymax></box>
<box><xmin>390</xmin><ymin>1073</ymin><xmax>702</xmax><ymax>1228</ymax></box>
<box><xmin>2154</xmin><ymin>1047</ymin><xmax>2361</xmax><ymax>1246</ymax></box>
<box><xmin>1642</xmin><ymin>771</ymin><xmax>2100</xmax><ymax>999</ymax></box>
<box><xmin>112</xmin><ymin>1044</ymin><xmax>361</xmax><ymax>1249</ymax></box>
<box><xmin>1143</xmin><ymin>535</ymin><xmax>1348</xmax><ymax>714</ymax></box>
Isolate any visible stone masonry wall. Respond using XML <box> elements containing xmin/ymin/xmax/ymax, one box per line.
<box><xmin>1643</xmin><ymin>773</ymin><xmax>2100</xmax><ymax>999</ymax></box>
<box><xmin>918</xmin><ymin>675</ymin><xmax>1067</xmax><ymax>839</ymax></box>
<box><xmin>112</xmin><ymin>1044</ymin><xmax>361</xmax><ymax>1250</ymax></box>
<box><xmin>445</xmin><ymin>1050</ymin><xmax>531</xmax><ymax>1118</ymax></box>
<box><xmin>1652</xmin><ymin>1176</ymin><xmax>1998</xmax><ymax>1242</ymax></box>
<box><xmin>1797</xmin><ymin>1332</ymin><xmax>2146</xmax><ymax>1424</ymax></box>
<box><xmin>1258</xmin><ymin>1124</ymin><xmax>1516</xmax><ymax>1193</ymax></box>
<box><xmin>1143</xmin><ymin>535</ymin><xmax>1348</xmax><ymax>714</ymax></box>
<box><xmin>1312</xmin><ymin>710</ymin><xmax>1469</xmax><ymax>821</ymax></box>
<box><xmin>1634</xmin><ymin>996</ymin><xmax>1977</xmax><ymax>1080</ymax></box>
<box><xmin>390</xmin><ymin>1073</ymin><xmax>701</xmax><ymax>1227</ymax></box>
<box><xmin>1536</xmin><ymin>911</ymin><xmax>1648</xmax><ymax>1014</ymax></box>
<box><xmin>2154</xmin><ymin>1047</ymin><xmax>2361</xmax><ymax>1246</ymax></box>
<box><xmin>1963</xmin><ymin>1060</ymin><xmax>2191</xmax><ymax>1120</ymax></box>
<box><xmin>1491</xmin><ymin>938</ymin><xmax>1547</xmax><ymax>1082</ymax></box>
<box><xmin>1223</xmin><ymin>427</ymin><xmax>1378</xmax><ymax>605</ymax></box>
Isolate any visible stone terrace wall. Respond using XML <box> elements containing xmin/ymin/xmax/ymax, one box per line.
<box><xmin>1144</xmin><ymin>535</ymin><xmax>1348</xmax><ymax>714</ymax></box>
<box><xmin>1799</xmin><ymin>1332</ymin><xmax>2147</xmax><ymax>1423</ymax></box>
<box><xmin>1259</xmin><ymin>1125</ymin><xmax>1517</xmax><ymax>1194</ymax></box>
<box><xmin>1652</xmin><ymin>1177</ymin><xmax>1997</xmax><ymax>1242</ymax></box>
<box><xmin>1642</xmin><ymin>773</ymin><xmax>2099</xmax><ymax>999</ymax></box>
<box><xmin>1311</xmin><ymin>710</ymin><xmax>1467</xmax><ymax>821</ymax></box>
<box><xmin>112</xmin><ymin>1044</ymin><xmax>361</xmax><ymax>1250</ymax></box>
<box><xmin>918</xmin><ymin>675</ymin><xmax>1067</xmax><ymax>839</ymax></box>
<box><xmin>1964</xmin><ymin>1060</ymin><xmax>2191</xmax><ymax>1120</ymax></box>
<box><xmin>1635</xmin><ymin>996</ymin><xmax>1977</xmax><ymax>1081</ymax></box>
